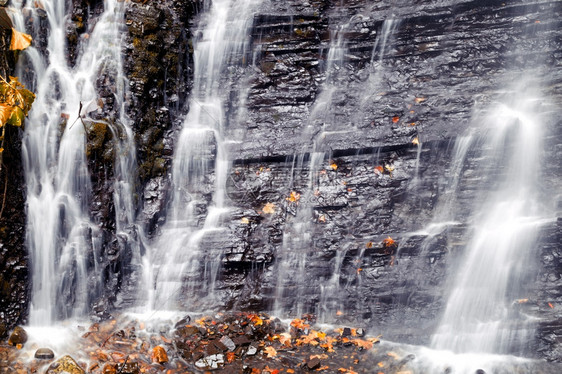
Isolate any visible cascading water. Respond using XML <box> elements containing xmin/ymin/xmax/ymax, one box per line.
<box><xmin>431</xmin><ymin>82</ymin><xmax>548</xmax><ymax>355</ymax></box>
<box><xmin>20</xmin><ymin>0</ymin><xmax>137</xmax><ymax>324</ymax></box>
<box><xmin>149</xmin><ymin>0</ymin><xmax>262</xmax><ymax>311</ymax></box>
<box><xmin>273</xmin><ymin>17</ymin><xmax>401</xmax><ymax>320</ymax></box>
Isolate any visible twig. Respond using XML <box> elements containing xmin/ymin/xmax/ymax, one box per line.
<box><xmin>0</xmin><ymin>162</ymin><xmax>7</xmax><ymax>218</ymax></box>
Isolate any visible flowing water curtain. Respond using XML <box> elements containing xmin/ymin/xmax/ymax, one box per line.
<box><xmin>430</xmin><ymin>83</ymin><xmax>550</xmax><ymax>355</ymax></box>
<box><xmin>148</xmin><ymin>0</ymin><xmax>263</xmax><ymax>312</ymax></box>
<box><xmin>272</xmin><ymin>16</ymin><xmax>403</xmax><ymax>321</ymax></box>
<box><xmin>19</xmin><ymin>0</ymin><xmax>137</xmax><ymax>324</ymax></box>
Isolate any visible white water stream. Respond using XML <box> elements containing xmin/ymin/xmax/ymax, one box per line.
<box><xmin>431</xmin><ymin>82</ymin><xmax>549</xmax><ymax>355</ymax></box>
<box><xmin>148</xmin><ymin>0</ymin><xmax>262</xmax><ymax>311</ymax></box>
<box><xmin>19</xmin><ymin>0</ymin><xmax>137</xmax><ymax>324</ymax></box>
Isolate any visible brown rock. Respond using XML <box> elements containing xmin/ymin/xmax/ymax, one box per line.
<box><xmin>102</xmin><ymin>363</ymin><xmax>117</xmax><ymax>374</ymax></box>
<box><xmin>8</xmin><ymin>326</ymin><xmax>28</xmax><ymax>346</ymax></box>
<box><xmin>306</xmin><ymin>357</ymin><xmax>321</xmax><ymax>370</ymax></box>
<box><xmin>46</xmin><ymin>355</ymin><xmax>85</xmax><ymax>374</ymax></box>
<box><xmin>151</xmin><ymin>345</ymin><xmax>168</xmax><ymax>364</ymax></box>
<box><xmin>34</xmin><ymin>348</ymin><xmax>55</xmax><ymax>359</ymax></box>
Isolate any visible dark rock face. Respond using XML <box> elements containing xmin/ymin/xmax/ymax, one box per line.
<box><xmin>0</xmin><ymin>28</ymin><xmax>29</xmax><ymax>334</ymax></box>
<box><xmin>120</xmin><ymin>0</ymin><xmax>561</xmax><ymax>359</ymax></box>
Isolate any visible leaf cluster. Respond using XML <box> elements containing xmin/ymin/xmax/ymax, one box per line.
<box><xmin>0</xmin><ymin>76</ymin><xmax>35</xmax><ymax>130</ymax></box>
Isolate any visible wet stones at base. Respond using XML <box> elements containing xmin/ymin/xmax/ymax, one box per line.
<box><xmin>34</xmin><ymin>347</ymin><xmax>55</xmax><ymax>359</ymax></box>
<box><xmin>7</xmin><ymin>326</ymin><xmax>27</xmax><ymax>347</ymax></box>
<box><xmin>45</xmin><ymin>355</ymin><xmax>85</xmax><ymax>374</ymax></box>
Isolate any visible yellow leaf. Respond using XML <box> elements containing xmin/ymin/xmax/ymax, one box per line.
<box><xmin>7</xmin><ymin>106</ymin><xmax>24</xmax><ymax>127</ymax></box>
<box><xmin>414</xmin><ymin>97</ymin><xmax>426</xmax><ymax>103</ymax></box>
<box><xmin>412</xmin><ymin>137</ymin><xmax>419</xmax><ymax>145</ymax></box>
<box><xmin>262</xmin><ymin>202</ymin><xmax>275</xmax><ymax>214</ymax></box>
<box><xmin>330</xmin><ymin>162</ymin><xmax>338</xmax><ymax>170</ymax></box>
<box><xmin>384</xmin><ymin>164</ymin><xmax>394</xmax><ymax>173</ymax></box>
<box><xmin>240</xmin><ymin>217</ymin><xmax>250</xmax><ymax>224</ymax></box>
<box><xmin>0</xmin><ymin>103</ymin><xmax>13</xmax><ymax>126</ymax></box>
<box><xmin>10</xmin><ymin>28</ymin><xmax>32</xmax><ymax>51</ymax></box>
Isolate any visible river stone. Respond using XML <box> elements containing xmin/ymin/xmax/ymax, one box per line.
<box><xmin>35</xmin><ymin>348</ymin><xmax>55</xmax><ymax>359</ymax></box>
<box><xmin>46</xmin><ymin>355</ymin><xmax>85</xmax><ymax>374</ymax></box>
<box><xmin>8</xmin><ymin>326</ymin><xmax>27</xmax><ymax>346</ymax></box>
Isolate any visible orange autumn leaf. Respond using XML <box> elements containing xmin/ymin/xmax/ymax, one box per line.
<box><xmin>392</xmin><ymin>116</ymin><xmax>400</xmax><ymax>123</ymax></box>
<box><xmin>548</xmin><ymin>303</ymin><xmax>554</xmax><ymax>309</ymax></box>
<box><xmin>279</xmin><ymin>332</ymin><xmax>292</xmax><ymax>347</ymax></box>
<box><xmin>287</xmin><ymin>370</ymin><xmax>295</xmax><ymax>374</ymax></box>
<box><xmin>354</xmin><ymin>339</ymin><xmax>373</xmax><ymax>350</ymax></box>
<box><xmin>262</xmin><ymin>202</ymin><xmax>276</xmax><ymax>214</ymax></box>
<box><xmin>330</xmin><ymin>162</ymin><xmax>338</xmax><ymax>170</ymax></box>
<box><xmin>10</xmin><ymin>28</ymin><xmax>32</xmax><ymax>50</ymax></box>
<box><xmin>387</xmin><ymin>351</ymin><xmax>400</xmax><ymax>360</ymax></box>
<box><xmin>383</xmin><ymin>236</ymin><xmax>395</xmax><ymax>247</ymax></box>
<box><xmin>290</xmin><ymin>318</ymin><xmax>310</xmax><ymax>330</ymax></box>
<box><xmin>226</xmin><ymin>351</ymin><xmax>236</xmax><ymax>363</ymax></box>
<box><xmin>374</xmin><ymin>165</ymin><xmax>384</xmax><ymax>174</ymax></box>
<box><xmin>317</xmin><ymin>366</ymin><xmax>330</xmax><ymax>371</ymax></box>
<box><xmin>366</xmin><ymin>241</ymin><xmax>373</xmax><ymax>248</ymax></box>
<box><xmin>264</xmin><ymin>346</ymin><xmax>277</xmax><ymax>358</ymax></box>
<box><xmin>249</xmin><ymin>314</ymin><xmax>263</xmax><ymax>326</ymax></box>
<box><xmin>287</xmin><ymin>191</ymin><xmax>301</xmax><ymax>203</ymax></box>
<box><xmin>414</xmin><ymin>97</ymin><xmax>426</xmax><ymax>103</ymax></box>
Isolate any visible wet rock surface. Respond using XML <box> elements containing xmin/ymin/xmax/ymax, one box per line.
<box><xmin>0</xmin><ymin>0</ymin><xmax>560</xmax><ymax>366</ymax></box>
<box><xmin>3</xmin><ymin>312</ymin><xmax>562</xmax><ymax>374</ymax></box>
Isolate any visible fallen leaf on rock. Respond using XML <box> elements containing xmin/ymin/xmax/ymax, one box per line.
<box><xmin>516</xmin><ymin>298</ymin><xmax>529</xmax><ymax>304</ymax></box>
<box><xmin>412</xmin><ymin>137</ymin><xmax>419</xmax><ymax>145</ymax></box>
<box><xmin>262</xmin><ymin>203</ymin><xmax>276</xmax><ymax>214</ymax></box>
<box><xmin>241</xmin><ymin>217</ymin><xmax>250</xmax><ymax>224</ymax></box>
<box><xmin>387</xmin><ymin>352</ymin><xmax>400</xmax><ymax>360</ymax></box>
<box><xmin>286</xmin><ymin>191</ymin><xmax>301</xmax><ymax>203</ymax></box>
<box><xmin>249</xmin><ymin>314</ymin><xmax>263</xmax><ymax>326</ymax></box>
<box><xmin>366</xmin><ymin>241</ymin><xmax>373</xmax><ymax>248</ymax></box>
<box><xmin>264</xmin><ymin>346</ymin><xmax>277</xmax><ymax>358</ymax></box>
<box><xmin>291</xmin><ymin>319</ymin><xmax>310</xmax><ymax>330</ymax></box>
<box><xmin>374</xmin><ymin>165</ymin><xmax>384</xmax><ymax>174</ymax></box>
<box><xmin>392</xmin><ymin>116</ymin><xmax>400</xmax><ymax>123</ymax></box>
<box><xmin>279</xmin><ymin>333</ymin><xmax>292</xmax><ymax>347</ymax></box>
<box><xmin>414</xmin><ymin>97</ymin><xmax>426</xmax><ymax>103</ymax></box>
<box><xmin>548</xmin><ymin>303</ymin><xmax>554</xmax><ymax>309</ymax></box>
<box><xmin>383</xmin><ymin>236</ymin><xmax>395</xmax><ymax>247</ymax></box>
<box><xmin>354</xmin><ymin>339</ymin><xmax>373</xmax><ymax>350</ymax></box>
<box><xmin>330</xmin><ymin>162</ymin><xmax>338</xmax><ymax>170</ymax></box>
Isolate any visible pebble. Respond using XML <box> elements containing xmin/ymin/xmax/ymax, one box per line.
<box><xmin>34</xmin><ymin>348</ymin><xmax>55</xmax><ymax>359</ymax></box>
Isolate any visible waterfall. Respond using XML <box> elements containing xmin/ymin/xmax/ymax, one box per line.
<box><xmin>20</xmin><ymin>0</ymin><xmax>137</xmax><ymax>324</ymax></box>
<box><xmin>431</xmin><ymin>82</ymin><xmax>549</xmax><ymax>354</ymax></box>
<box><xmin>149</xmin><ymin>0</ymin><xmax>262</xmax><ymax>311</ymax></box>
<box><xmin>272</xmin><ymin>16</ymin><xmax>401</xmax><ymax>320</ymax></box>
